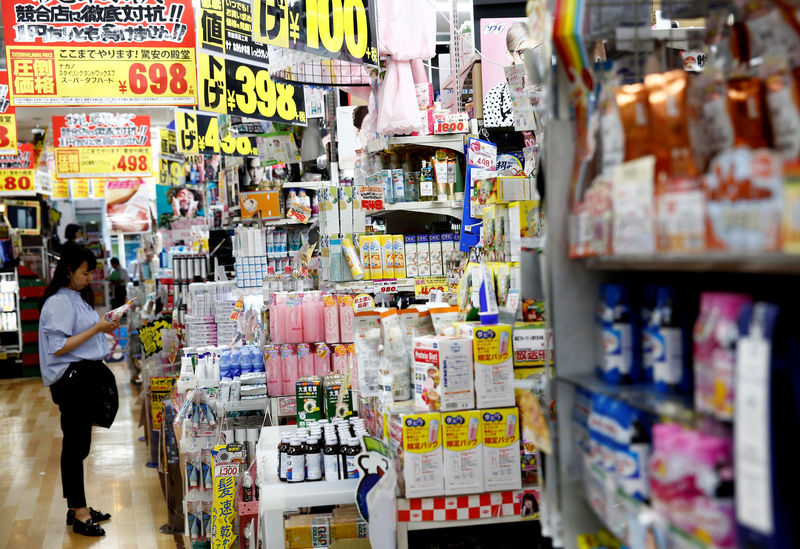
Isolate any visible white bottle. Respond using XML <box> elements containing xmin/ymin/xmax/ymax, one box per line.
<box><xmin>281</xmin><ymin>265</ymin><xmax>297</xmax><ymax>292</ymax></box>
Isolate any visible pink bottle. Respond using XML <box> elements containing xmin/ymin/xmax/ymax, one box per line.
<box><xmin>297</xmin><ymin>343</ymin><xmax>315</xmax><ymax>377</ymax></box>
<box><xmin>332</xmin><ymin>344</ymin><xmax>348</xmax><ymax>374</ymax></box>
<box><xmin>314</xmin><ymin>343</ymin><xmax>331</xmax><ymax>376</ymax></box>
<box><xmin>280</xmin><ymin>344</ymin><xmax>298</xmax><ymax>396</ymax></box>
<box><xmin>323</xmin><ymin>293</ymin><xmax>340</xmax><ymax>343</ymax></box>
<box><xmin>337</xmin><ymin>295</ymin><xmax>354</xmax><ymax>342</ymax></box>
<box><xmin>265</xmin><ymin>344</ymin><xmax>282</xmax><ymax>396</ymax></box>
<box><xmin>268</xmin><ymin>292</ymin><xmax>278</xmax><ymax>343</ymax></box>
<box><xmin>285</xmin><ymin>292</ymin><xmax>305</xmax><ymax>343</ymax></box>
<box><xmin>272</xmin><ymin>292</ymin><xmax>288</xmax><ymax>344</ymax></box>
<box><xmin>302</xmin><ymin>291</ymin><xmax>324</xmax><ymax>342</ymax></box>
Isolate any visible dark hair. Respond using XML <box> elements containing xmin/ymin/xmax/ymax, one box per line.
<box><xmin>39</xmin><ymin>244</ymin><xmax>97</xmax><ymax>310</ymax></box>
<box><xmin>65</xmin><ymin>223</ymin><xmax>82</xmax><ymax>242</ymax></box>
<box><xmin>522</xmin><ymin>492</ymin><xmax>539</xmax><ymax>513</ymax></box>
<box><xmin>110</xmin><ymin>257</ymin><xmax>120</xmax><ymax>267</ymax></box>
<box><xmin>352</xmin><ymin>105</ymin><xmax>369</xmax><ymax>130</ymax></box>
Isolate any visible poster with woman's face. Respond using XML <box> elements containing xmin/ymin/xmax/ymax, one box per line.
<box><xmin>156</xmin><ymin>184</ymin><xmax>205</xmax><ymax>227</ymax></box>
<box><xmin>105</xmin><ymin>178</ymin><xmax>152</xmax><ymax>234</ymax></box>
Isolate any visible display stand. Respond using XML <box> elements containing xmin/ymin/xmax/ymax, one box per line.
<box><xmin>395</xmin><ymin>491</ymin><xmax>526</xmax><ymax>549</ymax></box>
<box><xmin>256</xmin><ymin>425</ymin><xmax>359</xmax><ymax>549</ymax></box>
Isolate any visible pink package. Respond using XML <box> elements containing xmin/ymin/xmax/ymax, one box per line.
<box><xmin>272</xmin><ymin>293</ymin><xmax>288</xmax><ymax>344</ymax></box>
<box><xmin>268</xmin><ymin>293</ymin><xmax>279</xmax><ymax>343</ymax></box>
<box><xmin>332</xmin><ymin>344</ymin><xmax>348</xmax><ymax>374</ymax></box>
<box><xmin>347</xmin><ymin>344</ymin><xmax>358</xmax><ymax>391</ymax></box>
<box><xmin>285</xmin><ymin>293</ymin><xmax>305</xmax><ymax>343</ymax></box>
<box><xmin>323</xmin><ymin>294</ymin><xmax>340</xmax><ymax>343</ymax></box>
<box><xmin>338</xmin><ymin>295</ymin><xmax>355</xmax><ymax>342</ymax></box>
<box><xmin>265</xmin><ymin>344</ymin><xmax>282</xmax><ymax>396</ymax></box>
<box><xmin>280</xmin><ymin>344</ymin><xmax>298</xmax><ymax>396</ymax></box>
<box><xmin>302</xmin><ymin>291</ymin><xmax>325</xmax><ymax>342</ymax></box>
<box><xmin>693</xmin><ymin>292</ymin><xmax>752</xmax><ymax>420</ymax></box>
<box><xmin>314</xmin><ymin>343</ymin><xmax>331</xmax><ymax>376</ymax></box>
<box><xmin>297</xmin><ymin>343</ymin><xmax>315</xmax><ymax>377</ymax></box>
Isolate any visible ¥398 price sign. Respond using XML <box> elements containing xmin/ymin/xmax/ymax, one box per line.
<box><xmin>198</xmin><ymin>53</ymin><xmax>306</xmax><ymax>125</ymax></box>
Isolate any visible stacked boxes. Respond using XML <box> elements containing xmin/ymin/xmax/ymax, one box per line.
<box><xmin>235</xmin><ymin>256</ymin><xmax>268</xmax><ymax>288</ymax></box>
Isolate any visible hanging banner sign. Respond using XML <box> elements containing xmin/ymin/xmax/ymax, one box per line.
<box><xmin>175</xmin><ymin>109</ymin><xmax>258</xmax><ymax>156</ymax></box>
<box><xmin>160</xmin><ymin>158</ymin><xmax>186</xmax><ymax>186</ymax></box>
<box><xmin>70</xmin><ymin>179</ymin><xmax>90</xmax><ymax>199</ymax></box>
<box><xmin>0</xmin><ymin>143</ymin><xmax>36</xmax><ymax>194</ymax></box>
<box><xmin>160</xmin><ymin>128</ymin><xmax>181</xmax><ymax>158</ymax></box>
<box><xmin>150</xmin><ymin>376</ymin><xmax>176</xmax><ymax>430</ymax></box>
<box><xmin>52</xmin><ymin>114</ymin><xmax>153</xmax><ymax>178</ymax></box>
<box><xmin>197</xmin><ymin>52</ymin><xmax>307</xmax><ymax>124</ymax></box>
<box><xmin>2</xmin><ymin>0</ymin><xmax>198</xmax><ymax>106</ymax></box>
<box><xmin>251</xmin><ymin>0</ymin><xmax>378</xmax><ymax>66</ymax></box>
<box><xmin>414</xmin><ymin>275</ymin><xmax>448</xmax><ymax>300</ymax></box>
<box><xmin>199</xmin><ymin>0</ymin><xmax>270</xmax><ymax>66</ymax></box>
<box><xmin>0</xmin><ymin>71</ymin><xmax>18</xmax><ymax>155</ymax></box>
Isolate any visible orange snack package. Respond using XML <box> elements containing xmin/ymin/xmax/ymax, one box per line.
<box><xmin>728</xmin><ymin>77</ymin><xmax>768</xmax><ymax>148</ymax></box>
<box><xmin>764</xmin><ymin>71</ymin><xmax>800</xmax><ymax>161</ymax></box>
<box><xmin>615</xmin><ymin>83</ymin><xmax>651</xmax><ymax>162</ymax></box>
<box><xmin>645</xmin><ymin>70</ymin><xmax>697</xmax><ymax>178</ymax></box>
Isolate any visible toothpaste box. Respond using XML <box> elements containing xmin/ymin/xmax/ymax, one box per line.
<box><xmin>404</xmin><ymin>235</ymin><xmax>418</xmax><ymax>277</ymax></box>
<box><xmin>481</xmin><ymin>407</ymin><xmax>522</xmax><ymax>491</ymax></box>
<box><xmin>390</xmin><ymin>411</ymin><xmax>444</xmax><ymax>498</ymax></box>
<box><xmin>429</xmin><ymin>234</ymin><xmax>443</xmax><ymax>275</ymax></box>
<box><xmin>459</xmin><ymin>323</ymin><xmax>516</xmax><ymax>408</ymax></box>
<box><xmin>392</xmin><ymin>235</ymin><xmax>405</xmax><ymax>277</ymax></box>
<box><xmin>416</xmin><ymin>235</ymin><xmax>431</xmax><ymax>276</ymax></box>
<box><xmin>442</xmin><ymin>410</ymin><xmax>484</xmax><ymax>495</ymax></box>
<box><xmin>413</xmin><ymin>335</ymin><xmax>475</xmax><ymax>412</ymax></box>
<box><xmin>358</xmin><ymin>236</ymin><xmax>372</xmax><ymax>280</ymax></box>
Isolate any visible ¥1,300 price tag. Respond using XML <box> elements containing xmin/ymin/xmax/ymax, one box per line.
<box><xmin>198</xmin><ymin>53</ymin><xmax>307</xmax><ymax>125</ymax></box>
<box><xmin>373</xmin><ymin>279</ymin><xmax>398</xmax><ymax>294</ymax></box>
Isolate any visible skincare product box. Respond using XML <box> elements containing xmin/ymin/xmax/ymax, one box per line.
<box><xmin>429</xmin><ymin>234</ymin><xmax>443</xmax><ymax>275</ymax></box>
<box><xmin>352</xmin><ymin>186</ymin><xmax>366</xmax><ymax>234</ymax></box>
<box><xmin>442</xmin><ymin>409</ymin><xmax>484</xmax><ymax>495</ymax></box>
<box><xmin>416</xmin><ymin>235</ymin><xmax>431</xmax><ymax>276</ymax></box>
<box><xmin>379</xmin><ymin>235</ymin><xmax>395</xmax><ymax>279</ymax></box>
<box><xmin>404</xmin><ymin>236</ymin><xmax>418</xmax><ymax>278</ymax></box>
<box><xmin>339</xmin><ymin>187</ymin><xmax>353</xmax><ymax>234</ymax></box>
<box><xmin>390</xmin><ymin>411</ymin><xmax>444</xmax><ymax>498</ymax></box>
<box><xmin>458</xmin><ymin>323</ymin><xmax>516</xmax><ymax>408</ymax></box>
<box><xmin>481</xmin><ymin>407</ymin><xmax>522</xmax><ymax>491</ymax></box>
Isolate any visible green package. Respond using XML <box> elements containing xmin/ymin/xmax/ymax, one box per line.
<box><xmin>324</xmin><ymin>374</ymin><xmax>353</xmax><ymax>419</ymax></box>
<box><xmin>296</xmin><ymin>376</ymin><xmax>324</xmax><ymax>426</ymax></box>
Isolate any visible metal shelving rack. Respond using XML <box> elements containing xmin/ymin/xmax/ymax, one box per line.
<box><xmin>0</xmin><ymin>270</ymin><xmax>22</xmax><ymax>354</ymax></box>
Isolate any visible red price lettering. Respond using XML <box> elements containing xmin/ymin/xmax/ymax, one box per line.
<box><xmin>3</xmin><ymin>176</ymin><xmax>31</xmax><ymax>191</ymax></box>
<box><xmin>0</xmin><ymin>126</ymin><xmax>9</xmax><ymax>148</ymax></box>
<box><xmin>116</xmin><ymin>155</ymin><xmax>149</xmax><ymax>172</ymax></box>
<box><xmin>128</xmin><ymin>63</ymin><xmax>188</xmax><ymax>95</ymax></box>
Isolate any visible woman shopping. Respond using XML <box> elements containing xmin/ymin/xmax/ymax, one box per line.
<box><xmin>38</xmin><ymin>244</ymin><xmax>121</xmax><ymax>537</ymax></box>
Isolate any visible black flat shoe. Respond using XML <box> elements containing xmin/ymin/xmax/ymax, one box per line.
<box><xmin>67</xmin><ymin>508</ymin><xmax>111</xmax><ymax>525</ymax></box>
<box><xmin>72</xmin><ymin>517</ymin><xmax>105</xmax><ymax>537</ymax></box>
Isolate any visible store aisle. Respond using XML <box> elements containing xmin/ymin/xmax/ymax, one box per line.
<box><xmin>0</xmin><ymin>363</ymin><xmax>180</xmax><ymax>548</ymax></box>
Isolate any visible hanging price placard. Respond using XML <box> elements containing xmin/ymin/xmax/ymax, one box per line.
<box><xmin>414</xmin><ymin>275</ymin><xmax>448</xmax><ymax>300</ymax></box>
<box><xmin>252</xmin><ymin>0</ymin><xmax>378</xmax><ymax>66</ymax></box>
<box><xmin>159</xmin><ymin>158</ymin><xmax>186</xmax><ymax>186</ymax></box>
<box><xmin>2</xmin><ymin>0</ymin><xmax>197</xmax><ymax>106</ymax></box>
<box><xmin>197</xmin><ymin>52</ymin><xmax>306</xmax><ymax>125</ymax></box>
<box><xmin>199</xmin><ymin>0</ymin><xmax>271</xmax><ymax>66</ymax></box>
<box><xmin>358</xmin><ymin>185</ymin><xmax>384</xmax><ymax>211</ymax></box>
<box><xmin>0</xmin><ymin>71</ymin><xmax>18</xmax><ymax>156</ymax></box>
<box><xmin>175</xmin><ymin>109</ymin><xmax>258</xmax><ymax>156</ymax></box>
<box><xmin>0</xmin><ymin>142</ymin><xmax>35</xmax><ymax>195</ymax></box>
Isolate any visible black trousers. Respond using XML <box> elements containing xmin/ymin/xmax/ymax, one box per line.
<box><xmin>50</xmin><ymin>367</ymin><xmax>93</xmax><ymax>509</ymax></box>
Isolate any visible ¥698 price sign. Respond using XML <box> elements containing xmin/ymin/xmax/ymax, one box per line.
<box><xmin>198</xmin><ymin>53</ymin><xmax>306</xmax><ymax>125</ymax></box>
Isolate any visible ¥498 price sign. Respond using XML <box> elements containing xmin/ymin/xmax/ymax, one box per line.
<box><xmin>198</xmin><ymin>53</ymin><xmax>306</xmax><ymax>125</ymax></box>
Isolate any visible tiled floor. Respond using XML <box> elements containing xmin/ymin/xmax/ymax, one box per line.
<box><xmin>0</xmin><ymin>363</ymin><xmax>181</xmax><ymax>548</ymax></box>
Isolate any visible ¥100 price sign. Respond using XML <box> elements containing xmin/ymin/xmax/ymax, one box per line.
<box><xmin>198</xmin><ymin>53</ymin><xmax>306</xmax><ymax>125</ymax></box>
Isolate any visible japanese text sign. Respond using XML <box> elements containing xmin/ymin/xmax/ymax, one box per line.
<box><xmin>3</xmin><ymin>0</ymin><xmax>198</xmax><ymax>106</ymax></box>
<box><xmin>199</xmin><ymin>0</ymin><xmax>270</xmax><ymax>66</ymax></box>
<box><xmin>0</xmin><ymin>142</ymin><xmax>36</xmax><ymax>194</ymax></box>
<box><xmin>197</xmin><ymin>52</ymin><xmax>306</xmax><ymax>124</ymax></box>
<box><xmin>149</xmin><ymin>376</ymin><xmax>176</xmax><ymax>430</ymax></box>
<box><xmin>52</xmin><ymin>113</ymin><xmax>153</xmax><ymax>178</ymax></box>
<box><xmin>251</xmin><ymin>0</ymin><xmax>378</xmax><ymax>66</ymax></box>
<box><xmin>175</xmin><ymin>109</ymin><xmax>258</xmax><ymax>156</ymax></box>
<box><xmin>138</xmin><ymin>320</ymin><xmax>171</xmax><ymax>358</ymax></box>
<box><xmin>0</xmin><ymin>71</ymin><xmax>18</xmax><ymax>155</ymax></box>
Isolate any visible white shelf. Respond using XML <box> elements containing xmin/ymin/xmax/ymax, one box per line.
<box><xmin>323</xmin><ymin>278</ymin><xmax>415</xmax><ymax>294</ymax></box>
<box><xmin>221</xmin><ymin>397</ymin><xmax>269</xmax><ymax>413</ymax></box>
<box><xmin>283</xmin><ymin>181</ymin><xmax>330</xmax><ymax>190</ymax></box>
<box><xmin>367</xmin><ymin>133</ymin><xmax>466</xmax><ymax>154</ymax></box>
<box><xmin>582</xmin><ymin>252</ymin><xmax>800</xmax><ymax>274</ymax></box>
<box><xmin>262</xmin><ymin>217</ymin><xmax>315</xmax><ymax>227</ymax></box>
<box><xmin>404</xmin><ymin>512</ymin><xmax>529</xmax><ymax>531</ymax></box>
<box><xmin>370</xmin><ymin>200</ymin><xmax>463</xmax><ymax>220</ymax></box>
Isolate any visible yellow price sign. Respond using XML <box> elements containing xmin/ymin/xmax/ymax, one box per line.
<box><xmin>55</xmin><ymin>146</ymin><xmax>152</xmax><ymax>178</ymax></box>
<box><xmin>175</xmin><ymin>109</ymin><xmax>258</xmax><ymax>156</ymax></box>
<box><xmin>70</xmin><ymin>179</ymin><xmax>89</xmax><ymax>199</ymax></box>
<box><xmin>198</xmin><ymin>53</ymin><xmax>306</xmax><ymax>124</ymax></box>
<box><xmin>0</xmin><ymin>114</ymin><xmax>17</xmax><ymax>157</ymax></box>
<box><xmin>160</xmin><ymin>158</ymin><xmax>185</xmax><ymax>186</ymax></box>
<box><xmin>252</xmin><ymin>0</ymin><xmax>378</xmax><ymax>65</ymax></box>
<box><xmin>52</xmin><ymin>177</ymin><xmax>69</xmax><ymax>199</ymax></box>
<box><xmin>414</xmin><ymin>275</ymin><xmax>448</xmax><ymax>300</ymax></box>
<box><xmin>0</xmin><ymin>169</ymin><xmax>35</xmax><ymax>194</ymax></box>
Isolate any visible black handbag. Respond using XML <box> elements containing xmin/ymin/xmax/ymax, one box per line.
<box><xmin>57</xmin><ymin>360</ymin><xmax>119</xmax><ymax>428</ymax></box>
